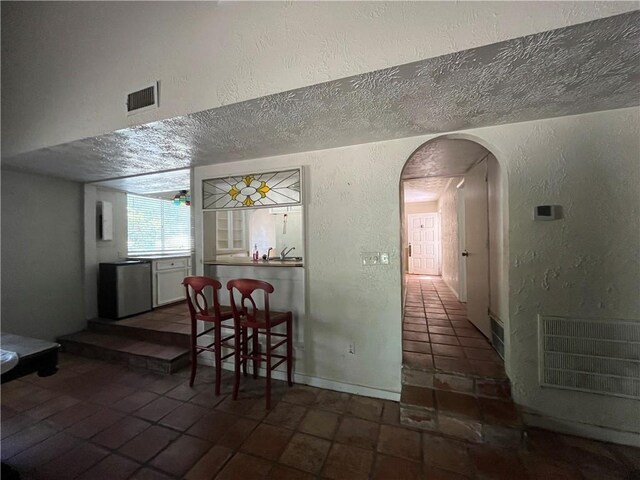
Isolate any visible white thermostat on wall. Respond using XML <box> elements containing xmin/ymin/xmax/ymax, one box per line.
<box><xmin>534</xmin><ymin>205</ymin><xmax>562</xmax><ymax>221</ymax></box>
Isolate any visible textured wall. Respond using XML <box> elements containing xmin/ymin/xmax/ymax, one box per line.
<box><xmin>194</xmin><ymin>106</ymin><xmax>639</xmax><ymax>436</ymax></box>
<box><xmin>1</xmin><ymin>170</ymin><xmax>85</xmax><ymax>340</ymax></box>
<box><xmin>194</xmin><ymin>144</ymin><xmax>407</xmax><ymax>395</ymax></box>
<box><xmin>439</xmin><ymin>179</ymin><xmax>462</xmax><ymax>297</ymax></box>
<box><xmin>2</xmin><ymin>2</ymin><xmax>636</xmax><ymax>157</ymax></box>
<box><xmin>478</xmin><ymin>107</ymin><xmax>640</xmax><ymax>436</ymax></box>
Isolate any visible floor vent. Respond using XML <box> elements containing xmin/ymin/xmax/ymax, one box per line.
<box><xmin>127</xmin><ymin>82</ymin><xmax>158</xmax><ymax>115</ymax></box>
<box><xmin>539</xmin><ymin>315</ymin><xmax>640</xmax><ymax>399</ymax></box>
<box><xmin>490</xmin><ymin>314</ymin><xmax>505</xmax><ymax>360</ymax></box>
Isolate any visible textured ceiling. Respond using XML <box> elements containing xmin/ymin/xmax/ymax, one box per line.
<box><xmin>92</xmin><ymin>169</ymin><xmax>191</xmax><ymax>195</ymax></box>
<box><xmin>401</xmin><ymin>139</ymin><xmax>489</xmax><ymax>179</ymax></box>
<box><xmin>404</xmin><ymin>177</ymin><xmax>453</xmax><ymax>203</ymax></box>
<box><xmin>402</xmin><ymin>138</ymin><xmax>488</xmax><ymax>202</ymax></box>
<box><xmin>2</xmin><ymin>11</ymin><xmax>639</xmax><ymax>183</ymax></box>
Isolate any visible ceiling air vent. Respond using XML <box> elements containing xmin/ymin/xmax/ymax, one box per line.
<box><xmin>127</xmin><ymin>82</ymin><xmax>159</xmax><ymax>115</ymax></box>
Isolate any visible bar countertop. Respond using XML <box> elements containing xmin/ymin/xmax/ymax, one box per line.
<box><xmin>204</xmin><ymin>258</ymin><xmax>303</xmax><ymax>267</ymax></box>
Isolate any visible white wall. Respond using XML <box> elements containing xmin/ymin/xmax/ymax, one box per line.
<box><xmin>195</xmin><ymin>153</ymin><xmax>405</xmax><ymax>396</ymax></box>
<box><xmin>1</xmin><ymin>170</ymin><xmax>85</xmax><ymax>341</ymax></box>
<box><xmin>96</xmin><ymin>188</ymin><xmax>128</xmax><ymax>263</ymax></box>
<box><xmin>404</xmin><ymin>201</ymin><xmax>438</xmax><ymax>216</ymax></box>
<box><xmin>195</xmin><ymin>106</ymin><xmax>640</xmax><ymax>439</ymax></box>
<box><xmin>487</xmin><ymin>154</ymin><xmax>508</xmax><ymax>325</ymax></box>
<box><xmin>2</xmin><ymin>2</ymin><xmax>636</xmax><ymax>157</ymax></box>
<box><xmin>439</xmin><ymin>179</ymin><xmax>462</xmax><ymax>296</ymax></box>
<box><xmin>83</xmin><ymin>186</ymin><xmax>128</xmax><ymax>319</ymax></box>
<box><xmin>480</xmin><ymin>107</ymin><xmax>640</xmax><ymax>441</ymax></box>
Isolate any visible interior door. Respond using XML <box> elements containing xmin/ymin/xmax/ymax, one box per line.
<box><xmin>408</xmin><ymin>213</ymin><xmax>440</xmax><ymax>275</ymax></box>
<box><xmin>464</xmin><ymin>160</ymin><xmax>491</xmax><ymax>338</ymax></box>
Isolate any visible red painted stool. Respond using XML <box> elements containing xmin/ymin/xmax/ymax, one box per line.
<box><xmin>183</xmin><ymin>276</ymin><xmax>235</xmax><ymax>395</ymax></box>
<box><xmin>226</xmin><ymin>278</ymin><xmax>293</xmax><ymax>409</ymax></box>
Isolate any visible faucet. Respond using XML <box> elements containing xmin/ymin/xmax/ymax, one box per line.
<box><xmin>280</xmin><ymin>246</ymin><xmax>295</xmax><ymax>259</ymax></box>
<box><xmin>266</xmin><ymin>247</ymin><xmax>273</xmax><ymax>261</ymax></box>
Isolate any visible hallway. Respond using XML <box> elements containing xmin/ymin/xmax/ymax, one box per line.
<box><xmin>400</xmin><ymin>275</ymin><xmax>518</xmax><ymax>444</ymax></box>
<box><xmin>403</xmin><ymin>276</ymin><xmax>504</xmax><ymax>379</ymax></box>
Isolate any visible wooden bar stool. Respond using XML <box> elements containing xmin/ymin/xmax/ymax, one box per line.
<box><xmin>226</xmin><ymin>278</ymin><xmax>293</xmax><ymax>409</ymax></box>
<box><xmin>183</xmin><ymin>276</ymin><xmax>235</xmax><ymax>395</ymax></box>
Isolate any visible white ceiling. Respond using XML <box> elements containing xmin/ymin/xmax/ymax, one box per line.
<box><xmin>401</xmin><ymin>138</ymin><xmax>488</xmax><ymax>202</ymax></box>
<box><xmin>403</xmin><ymin>177</ymin><xmax>453</xmax><ymax>203</ymax></box>
<box><xmin>2</xmin><ymin>11</ymin><xmax>639</xmax><ymax>186</ymax></box>
<box><xmin>92</xmin><ymin>169</ymin><xmax>191</xmax><ymax>195</ymax></box>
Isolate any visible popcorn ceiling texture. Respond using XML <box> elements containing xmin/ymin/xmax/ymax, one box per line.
<box><xmin>403</xmin><ymin>177</ymin><xmax>451</xmax><ymax>203</ymax></box>
<box><xmin>2</xmin><ymin>2</ymin><xmax>636</xmax><ymax>161</ymax></box>
<box><xmin>3</xmin><ymin>10</ymin><xmax>640</xmax><ymax>184</ymax></box>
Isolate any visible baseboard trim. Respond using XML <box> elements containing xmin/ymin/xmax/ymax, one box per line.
<box><xmin>443</xmin><ymin>278</ymin><xmax>460</xmax><ymax>300</ymax></box>
<box><xmin>198</xmin><ymin>358</ymin><xmax>401</xmax><ymax>401</ymax></box>
<box><xmin>522</xmin><ymin>412</ymin><xmax>640</xmax><ymax>448</ymax></box>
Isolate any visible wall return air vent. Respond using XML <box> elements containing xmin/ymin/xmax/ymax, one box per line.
<box><xmin>127</xmin><ymin>82</ymin><xmax>159</xmax><ymax>115</ymax></box>
<box><xmin>539</xmin><ymin>315</ymin><xmax>640</xmax><ymax>399</ymax></box>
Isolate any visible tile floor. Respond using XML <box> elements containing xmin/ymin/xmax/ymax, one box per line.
<box><xmin>403</xmin><ymin>276</ymin><xmax>504</xmax><ymax>379</ymax></box>
<box><xmin>400</xmin><ymin>276</ymin><xmax>520</xmax><ymax>441</ymax></box>
<box><xmin>2</xmin><ymin>355</ymin><xmax>639</xmax><ymax>479</ymax></box>
<box><xmin>2</xmin><ymin>279</ymin><xmax>639</xmax><ymax>480</ymax></box>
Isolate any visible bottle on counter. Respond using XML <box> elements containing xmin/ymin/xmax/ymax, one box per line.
<box><xmin>253</xmin><ymin>244</ymin><xmax>259</xmax><ymax>262</ymax></box>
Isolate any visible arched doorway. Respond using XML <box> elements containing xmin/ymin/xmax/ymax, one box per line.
<box><xmin>399</xmin><ymin>135</ymin><xmax>508</xmax><ymax>352</ymax></box>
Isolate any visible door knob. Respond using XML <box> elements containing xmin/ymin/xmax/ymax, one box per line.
<box><xmin>461</xmin><ymin>250</ymin><xmax>469</xmax><ymax>257</ymax></box>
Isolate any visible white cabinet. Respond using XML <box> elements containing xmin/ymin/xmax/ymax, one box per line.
<box><xmin>216</xmin><ymin>211</ymin><xmax>246</xmax><ymax>252</ymax></box>
<box><xmin>152</xmin><ymin>257</ymin><xmax>191</xmax><ymax>307</ymax></box>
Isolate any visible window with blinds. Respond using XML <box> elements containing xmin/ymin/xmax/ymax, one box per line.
<box><xmin>127</xmin><ymin>194</ymin><xmax>192</xmax><ymax>256</ymax></box>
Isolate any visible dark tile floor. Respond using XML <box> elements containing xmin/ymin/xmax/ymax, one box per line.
<box><xmin>2</xmin><ymin>280</ymin><xmax>639</xmax><ymax>480</ymax></box>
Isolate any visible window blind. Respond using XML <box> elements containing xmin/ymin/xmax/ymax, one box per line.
<box><xmin>127</xmin><ymin>194</ymin><xmax>192</xmax><ymax>256</ymax></box>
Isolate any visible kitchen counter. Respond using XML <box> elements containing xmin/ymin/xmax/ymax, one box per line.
<box><xmin>128</xmin><ymin>254</ymin><xmax>191</xmax><ymax>261</ymax></box>
<box><xmin>205</xmin><ymin>258</ymin><xmax>303</xmax><ymax>267</ymax></box>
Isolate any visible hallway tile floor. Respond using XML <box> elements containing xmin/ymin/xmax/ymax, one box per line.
<box><xmin>400</xmin><ymin>276</ymin><xmax>520</xmax><ymax>444</ymax></box>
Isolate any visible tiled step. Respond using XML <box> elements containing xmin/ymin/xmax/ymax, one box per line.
<box><xmin>88</xmin><ymin>318</ymin><xmax>190</xmax><ymax>348</ymax></box>
<box><xmin>400</xmin><ymin>366</ymin><xmax>524</xmax><ymax>446</ymax></box>
<box><xmin>402</xmin><ymin>367</ymin><xmax>511</xmax><ymax>399</ymax></box>
<box><xmin>58</xmin><ymin>331</ymin><xmax>190</xmax><ymax>374</ymax></box>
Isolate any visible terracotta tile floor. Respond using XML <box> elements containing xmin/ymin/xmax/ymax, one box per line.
<box><xmin>3</xmin><ymin>285</ymin><xmax>639</xmax><ymax>479</ymax></box>
<box><xmin>403</xmin><ymin>276</ymin><xmax>504</xmax><ymax>380</ymax></box>
<box><xmin>401</xmin><ymin>276</ymin><xmax>519</xmax><ymax>440</ymax></box>
<box><xmin>1</xmin><ymin>354</ymin><xmax>638</xmax><ymax>479</ymax></box>
<box><xmin>105</xmin><ymin>303</ymin><xmax>192</xmax><ymax>335</ymax></box>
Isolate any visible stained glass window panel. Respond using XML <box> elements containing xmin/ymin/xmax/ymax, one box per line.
<box><xmin>202</xmin><ymin>169</ymin><xmax>301</xmax><ymax>210</ymax></box>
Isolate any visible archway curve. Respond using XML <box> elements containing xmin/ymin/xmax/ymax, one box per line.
<box><xmin>398</xmin><ymin>133</ymin><xmax>509</xmax><ymax>357</ymax></box>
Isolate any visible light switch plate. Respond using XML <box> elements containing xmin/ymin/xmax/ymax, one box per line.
<box><xmin>361</xmin><ymin>252</ymin><xmax>380</xmax><ymax>266</ymax></box>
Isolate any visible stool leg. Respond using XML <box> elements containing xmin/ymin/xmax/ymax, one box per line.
<box><xmin>266</xmin><ymin>329</ymin><xmax>272</xmax><ymax>410</ymax></box>
<box><xmin>252</xmin><ymin>330</ymin><xmax>260</xmax><ymax>379</ymax></box>
<box><xmin>214</xmin><ymin>321</ymin><xmax>222</xmax><ymax>396</ymax></box>
<box><xmin>241</xmin><ymin>327</ymin><xmax>248</xmax><ymax>377</ymax></box>
<box><xmin>286</xmin><ymin>314</ymin><xmax>293</xmax><ymax>387</ymax></box>
<box><xmin>189</xmin><ymin>322</ymin><xmax>198</xmax><ymax>387</ymax></box>
<box><xmin>233</xmin><ymin>323</ymin><xmax>241</xmax><ymax>401</ymax></box>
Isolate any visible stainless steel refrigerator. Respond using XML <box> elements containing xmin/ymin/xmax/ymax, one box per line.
<box><xmin>98</xmin><ymin>260</ymin><xmax>152</xmax><ymax>319</ymax></box>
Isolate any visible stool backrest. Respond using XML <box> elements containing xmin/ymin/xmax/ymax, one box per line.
<box><xmin>226</xmin><ymin>278</ymin><xmax>275</xmax><ymax>328</ymax></box>
<box><xmin>183</xmin><ymin>276</ymin><xmax>224</xmax><ymax>320</ymax></box>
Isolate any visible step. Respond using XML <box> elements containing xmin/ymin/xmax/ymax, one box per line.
<box><xmin>88</xmin><ymin>318</ymin><xmax>191</xmax><ymax>348</ymax></box>
<box><xmin>402</xmin><ymin>366</ymin><xmax>512</xmax><ymax>399</ymax></box>
<box><xmin>399</xmin><ymin>381</ymin><xmax>525</xmax><ymax>446</ymax></box>
<box><xmin>58</xmin><ymin>331</ymin><xmax>190</xmax><ymax>374</ymax></box>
